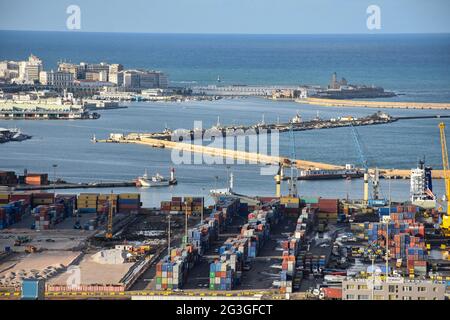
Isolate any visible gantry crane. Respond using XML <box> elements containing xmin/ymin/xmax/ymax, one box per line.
<box><xmin>438</xmin><ymin>122</ymin><xmax>450</xmax><ymax>236</ymax></box>
<box><xmin>288</xmin><ymin>124</ymin><xmax>298</xmax><ymax>197</ymax></box>
<box><xmin>274</xmin><ymin>124</ymin><xmax>298</xmax><ymax>198</ymax></box>
<box><xmin>105</xmin><ymin>191</ymin><xmax>116</xmax><ymax>239</ymax></box>
<box><xmin>350</xmin><ymin>124</ymin><xmax>382</xmax><ymax>206</ymax></box>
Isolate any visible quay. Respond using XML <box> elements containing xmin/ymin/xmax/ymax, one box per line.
<box><xmin>300</xmin><ymin>97</ymin><xmax>450</xmax><ymax>110</ymax></box>
<box><xmin>117</xmin><ymin>112</ymin><xmax>395</xmax><ymax>142</ymax></box>
<box><xmin>97</xmin><ymin>135</ymin><xmax>445</xmax><ymax>179</ymax></box>
<box><xmin>10</xmin><ymin>181</ymin><xmax>136</xmax><ymax>191</ymax></box>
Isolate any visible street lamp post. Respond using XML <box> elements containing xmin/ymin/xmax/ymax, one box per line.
<box><xmin>167</xmin><ymin>214</ymin><xmax>171</xmax><ymax>257</ymax></box>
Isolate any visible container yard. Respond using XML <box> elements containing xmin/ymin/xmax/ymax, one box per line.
<box><xmin>1</xmin><ymin>146</ymin><xmax>450</xmax><ymax>301</ymax></box>
<box><xmin>0</xmin><ymin>169</ymin><xmax>450</xmax><ymax>301</ymax></box>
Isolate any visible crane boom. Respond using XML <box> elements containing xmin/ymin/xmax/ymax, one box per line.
<box><xmin>288</xmin><ymin>124</ymin><xmax>298</xmax><ymax>197</ymax></box>
<box><xmin>105</xmin><ymin>191</ymin><xmax>115</xmax><ymax>239</ymax></box>
<box><xmin>350</xmin><ymin>124</ymin><xmax>370</xmax><ymax>204</ymax></box>
<box><xmin>350</xmin><ymin>124</ymin><xmax>368</xmax><ymax>171</ymax></box>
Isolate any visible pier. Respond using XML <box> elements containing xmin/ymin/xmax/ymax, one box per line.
<box><xmin>97</xmin><ymin>136</ymin><xmax>445</xmax><ymax>179</ymax></box>
<box><xmin>11</xmin><ymin>181</ymin><xmax>136</xmax><ymax>191</ymax></box>
<box><xmin>301</xmin><ymin>97</ymin><xmax>450</xmax><ymax>110</ymax></box>
<box><xmin>117</xmin><ymin>112</ymin><xmax>395</xmax><ymax>142</ymax></box>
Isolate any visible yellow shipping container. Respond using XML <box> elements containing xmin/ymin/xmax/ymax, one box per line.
<box><xmin>78</xmin><ymin>193</ymin><xmax>99</xmax><ymax>198</ymax></box>
<box><xmin>33</xmin><ymin>199</ymin><xmax>53</xmax><ymax>204</ymax></box>
<box><xmin>118</xmin><ymin>193</ymin><xmax>140</xmax><ymax>199</ymax></box>
<box><xmin>0</xmin><ymin>193</ymin><xmax>10</xmax><ymax>200</ymax></box>
<box><xmin>77</xmin><ymin>201</ymin><xmax>97</xmax><ymax>205</ymax></box>
<box><xmin>280</xmin><ymin>197</ymin><xmax>300</xmax><ymax>205</ymax></box>
<box><xmin>98</xmin><ymin>194</ymin><xmax>119</xmax><ymax>200</ymax></box>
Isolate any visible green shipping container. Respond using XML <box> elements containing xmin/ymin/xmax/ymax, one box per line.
<box><xmin>210</xmin><ymin>272</ymin><xmax>215</xmax><ymax>278</ymax></box>
<box><xmin>301</xmin><ymin>197</ymin><xmax>319</xmax><ymax>204</ymax></box>
<box><xmin>156</xmin><ymin>277</ymin><xmax>161</xmax><ymax>284</ymax></box>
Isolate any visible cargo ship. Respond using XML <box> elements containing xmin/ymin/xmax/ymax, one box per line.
<box><xmin>136</xmin><ymin>168</ymin><xmax>177</xmax><ymax>187</ymax></box>
<box><xmin>209</xmin><ymin>173</ymin><xmax>259</xmax><ymax>205</ymax></box>
<box><xmin>295</xmin><ymin>165</ymin><xmax>363</xmax><ymax>180</ymax></box>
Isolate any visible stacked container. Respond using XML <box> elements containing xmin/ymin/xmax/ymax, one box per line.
<box><xmin>117</xmin><ymin>193</ymin><xmax>141</xmax><ymax>213</ymax></box>
<box><xmin>160</xmin><ymin>201</ymin><xmax>171</xmax><ymax>213</ymax></box>
<box><xmin>187</xmin><ymin>219</ymin><xmax>218</xmax><ymax>255</ymax></box>
<box><xmin>279</xmin><ymin>252</ymin><xmax>296</xmax><ymax>294</ymax></box>
<box><xmin>214</xmin><ymin>197</ymin><xmax>240</xmax><ymax>230</ymax></box>
<box><xmin>317</xmin><ymin>198</ymin><xmax>339</xmax><ymax>223</ymax></box>
<box><xmin>183</xmin><ymin>197</ymin><xmax>204</xmax><ymax>215</ymax></box>
<box><xmin>209</xmin><ymin>247</ymin><xmax>243</xmax><ymax>290</ymax></box>
<box><xmin>0</xmin><ymin>171</ymin><xmax>18</xmax><ymax>186</ymax></box>
<box><xmin>303</xmin><ymin>254</ymin><xmax>326</xmax><ymax>274</ymax></box>
<box><xmin>407</xmin><ymin>246</ymin><xmax>427</xmax><ymax>276</ymax></box>
<box><xmin>10</xmin><ymin>193</ymin><xmax>32</xmax><ymax>208</ymax></box>
<box><xmin>155</xmin><ymin>244</ymin><xmax>198</xmax><ymax>290</ymax></box>
<box><xmin>209</xmin><ymin>259</ymin><xmax>235</xmax><ymax>290</ymax></box>
<box><xmin>55</xmin><ymin>194</ymin><xmax>76</xmax><ymax>218</ymax></box>
<box><xmin>170</xmin><ymin>197</ymin><xmax>182</xmax><ymax>213</ymax></box>
<box><xmin>33</xmin><ymin>204</ymin><xmax>65</xmax><ymax>230</ymax></box>
<box><xmin>32</xmin><ymin>193</ymin><xmax>54</xmax><ymax>207</ymax></box>
<box><xmin>97</xmin><ymin>194</ymin><xmax>118</xmax><ymax>214</ymax></box>
<box><xmin>0</xmin><ymin>193</ymin><xmax>10</xmax><ymax>205</ymax></box>
<box><xmin>280</xmin><ymin>196</ymin><xmax>300</xmax><ymax>217</ymax></box>
<box><xmin>77</xmin><ymin>193</ymin><xmax>98</xmax><ymax>213</ymax></box>
<box><xmin>0</xmin><ymin>200</ymin><xmax>29</xmax><ymax>229</ymax></box>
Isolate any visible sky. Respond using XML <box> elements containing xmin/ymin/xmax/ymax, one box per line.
<box><xmin>0</xmin><ymin>0</ymin><xmax>449</xmax><ymax>34</ymax></box>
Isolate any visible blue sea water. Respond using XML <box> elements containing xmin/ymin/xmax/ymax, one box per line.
<box><xmin>0</xmin><ymin>31</ymin><xmax>450</xmax><ymax>206</ymax></box>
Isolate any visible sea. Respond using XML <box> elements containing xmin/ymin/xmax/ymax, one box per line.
<box><xmin>0</xmin><ymin>31</ymin><xmax>450</xmax><ymax>206</ymax></box>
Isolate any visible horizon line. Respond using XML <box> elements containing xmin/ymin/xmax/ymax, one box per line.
<box><xmin>1</xmin><ymin>29</ymin><xmax>450</xmax><ymax>36</ymax></box>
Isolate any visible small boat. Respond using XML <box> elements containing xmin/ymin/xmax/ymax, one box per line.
<box><xmin>290</xmin><ymin>112</ymin><xmax>302</xmax><ymax>124</ymax></box>
<box><xmin>136</xmin><ymin>168</ymin><xmax>177</xmax><ymax>187</ymax></box>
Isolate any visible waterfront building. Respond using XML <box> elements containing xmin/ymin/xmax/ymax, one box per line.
<box><xmin>109</xmin><ymin>70</ymin><xmax>124</xmax><ymax>86</ymax></box>
<box><xmin>342</xmin><ymin>278</ymin><xmax>446</xmax><ymax>300</ymax></box>
<box><xmin>123</xmin><ymin>70</ymin><xmax>140</xmax><ymax>88</ymax></box>
<box><xmin>40</xmin><ymin>70</ymin><xmax>74</xmax><ymax>87</ymax></box>
<box><xmin>134</xmin><ymin>70</ymin><xmax>169</xmax><ymax>89</ymax></box>
<box><xmin>57</xmin><ymin>62</ymin><xmax>83</xmax><ymax>79</ymax></box>
<box><xmin>85</xmin><ymin>71</ymin><xmax>101</xmax><ymax>81</ymax></box>
<box><xmin>0</xmin><ymin>61</ymin><xmax>19</xmax><ymax>82</ymax></box>
<box><xmin>11</xmin><ymin>54</ymin><xmax>43</xmax><ymax>84</ymax></box>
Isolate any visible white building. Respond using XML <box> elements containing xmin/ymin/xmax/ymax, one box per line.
<box><xmin>39</xmin><ymin>70</ymin><xmax>74</xmax><ymax>87</ymax></box>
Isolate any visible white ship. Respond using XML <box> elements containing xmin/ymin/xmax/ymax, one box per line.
<box><xmin>209</xmin><ymin>172</ymin><xmax>260</xmax><ymax>205</ymax></box>
<box><xmin>136</xmin><ymin>168</ymin><xmax>177</xmax><ymax>187</ymax></box>
<box><xmin>290</xmin><ymin>112</ymin><xmax>302</xmax><ymax>124</ymax></box>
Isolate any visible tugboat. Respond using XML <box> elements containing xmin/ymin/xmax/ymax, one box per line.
<box><xmin>136</xmin><ymin>168</ymin><xmax>177</xmax><ymax>187</ymax></box>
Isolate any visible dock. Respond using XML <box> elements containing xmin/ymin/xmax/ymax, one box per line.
<box><xmin>12</xmin><ymin>181</ymin><xmax>136</xmax><ymax>191</ymax></box>
<box><xmin>97</xmin><ymin>136</ymin><xmax>445</xmax><ymax>179</ymax></box>
<box><xmin>300</xmin><ymin>97</ymin><xmax>450</xmax><ymax>110</ymax></box>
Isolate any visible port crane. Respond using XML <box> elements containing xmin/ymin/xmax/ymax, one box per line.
<box><xmin>288</xmin><ymin>124</ymin><xmax>298</xmax><ymax>197</ymax></box>
<box><xmin>274</xmin><ymin>124</ymin><xmax>298</xmax><ymax>197</ymax></box>
<box><xmin>105</xmin><ymin>191</ymin><xmax>116</xmax><ymax>239</ymax></box>
<box><xmin>438</xmin><ymin>122</ymin><xmax>450</xmax><ymax>236</ymax></box>
<box><xmin>350</xmin><ymin>124</ymin><xmax>383</xmax><ymax>206</ymax></box>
